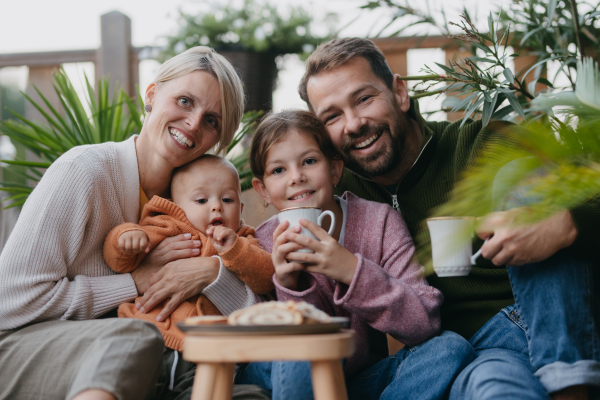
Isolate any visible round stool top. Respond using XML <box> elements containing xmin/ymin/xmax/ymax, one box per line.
<box><xmin>183</xmin><ymin>330</ymin><xmax>356</xmax><ymax>363</ymax></box>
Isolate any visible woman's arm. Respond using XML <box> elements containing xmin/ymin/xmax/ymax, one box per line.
<box><xmin>219</xmin><ymin>235</ymin><xmax>275</xmax><ymax>295</ymax></box>
<box><xmin>0</xmin><ymin>159</ymin><xmax>138</xmax><ymax>330</ymax></box>
<box><xmin>203</xmin><ymin>259</ymin><xmax>264</xmax><ymax>314</ymax></box>
<box><xmin>134</xmin><ymin>254</ymin><xmax>263</xmax><ymax>319</ymax></box>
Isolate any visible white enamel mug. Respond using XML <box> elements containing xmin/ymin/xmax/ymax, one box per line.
<box><xmin>426</xmin><ymin>217</ymin><xmax>483</xmax><ymax>277</ymax></box>
<box><xmin>277</xmin><ymin>207</ymin><xmax>336</xmax><ymax>253</ymax></box>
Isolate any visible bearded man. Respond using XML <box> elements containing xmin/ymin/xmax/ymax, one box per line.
<box><xmin>298</xmin><ymin>37</ymin><xmax>600</xmax><ymax>400</ymax></box>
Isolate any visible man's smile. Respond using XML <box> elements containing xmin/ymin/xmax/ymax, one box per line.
<box><xmin>352</xmin><ymin>132</ymin><xmax>382</xmax><ymax>150</ymax></box>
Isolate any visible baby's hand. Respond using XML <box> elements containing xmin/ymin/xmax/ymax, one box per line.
<box><xmin>207</xmin><ymin>226</ymin><xmax>238</xmax><ymax>253</ymax></box>
<box><xmin>118</xmin><ymin>230</ymin><xmax>151</xmax><ymax>254</ymax></box>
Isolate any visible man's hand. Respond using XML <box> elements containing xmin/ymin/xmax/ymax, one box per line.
<box><xmin>477</xmin><ymin>208</ymin><xmax>577</xmax><ymax>266</ymax></box>
<box><xmin>118</xmin><ymin>230</ymin><xmax>150</xmax><ymax>254</ymax></box>
<box><xmin>207</xmin><ymin>225</ymin><xmax>238</xmax><ymax>253</ymax></box>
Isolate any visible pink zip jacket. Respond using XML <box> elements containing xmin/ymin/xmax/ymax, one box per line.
<box><xmin>256</xmin><ymin>192</ymin><xmax>443</xmax><ymax>377</ymax></box>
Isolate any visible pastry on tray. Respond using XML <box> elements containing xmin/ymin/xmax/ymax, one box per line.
<box><xmin>228</xmin><ymin>301</ymin><xmax>332</xmax><ymax>326</ymax></box>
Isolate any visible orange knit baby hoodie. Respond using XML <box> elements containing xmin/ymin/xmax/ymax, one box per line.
<box><xmin>103</xmin><ymin>196</ymin><xmax>274</xmax><ymax>351</ymax></box>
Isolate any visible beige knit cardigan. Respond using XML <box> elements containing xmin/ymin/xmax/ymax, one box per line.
<box><xmin>0</xmin><ymin>136</ymin><xmax>258</xmax><ymax>330</ymax></box>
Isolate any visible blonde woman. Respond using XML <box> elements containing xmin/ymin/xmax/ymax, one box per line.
<box><xmin>0</xmin><ymin>47</ymin><xmax>264</xmax><ymax>400</ymax></box>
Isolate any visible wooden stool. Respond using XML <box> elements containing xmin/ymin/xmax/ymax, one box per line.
<box><xmin>183</xmin><ymin>331</ymin><xmax>355</xmax><ymax>400</ymax></box>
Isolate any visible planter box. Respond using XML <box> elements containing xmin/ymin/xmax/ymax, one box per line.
<box><xmin>219</xmin><ymin>51</ymin><xmax>278</xmax><ymax>112</ymax></box>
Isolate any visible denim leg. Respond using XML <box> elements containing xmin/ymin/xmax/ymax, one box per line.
<box><xmin>450</xmin><ymin>305</ymin><xmax>548</xmax><ymax>400</ymax></box>
<box><xmin>236</xmin><ymin>360</ymin><xmax>314</xmax><ymax>400</ymax></box>
<box><xmin>271</xmin><ymin>361</ymin><xmax>314</xmax><ymax>400</ymax></box>
<box><xmin>347</xmin><ymin>352</ymin><xmax>402</xmax><ymax>400</ymax></box>
<box><xmin>235</xmin><ymin>362</ymin><xmax>273</xmax><ymax>394</ymax></box>
<box><xmin>493</xmin><ymin>157</ymin><xmax>600</xmax><ymax>392</ymax></box>
<box><xmin>508</xmin><ymin>250</ymin><xmax>600</xmax><ymax>393</ymax></box>
<box><xmin>348</xmin><ymin>331</ymin><xmax>474</xmax><ymax>400</ymax></box>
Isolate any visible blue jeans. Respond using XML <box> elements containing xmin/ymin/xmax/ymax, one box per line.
<box><xmin>471</xmin><ymin>157</ymin><xmax>600</xmax><ymax>396</ymax></box>
<box><xmin>450</xmin><ymin>252</ymin><xmax>600</xmax><ymax>399</ymax></box>
<box><xmin>509</xmin><ymin>250</ymin><xmax>600</xmax><ymax>393</ymax></box>
<box><xmin>449</xmin><ymin>304</ymin><xmax>546</xmax><ymax>399</ymax></box>
<box><xmin>235</xmin><ymin>330</ymin><xmax>475</xmax><ymax>400</ymax></box>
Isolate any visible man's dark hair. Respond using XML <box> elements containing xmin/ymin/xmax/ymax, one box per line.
<box><xmin>298</xmin><ymin>38</ymin><xmax>394</xmax><ymax>108</ymax></box>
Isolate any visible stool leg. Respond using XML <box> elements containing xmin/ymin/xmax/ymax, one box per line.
<box><xmin>311</xmin><ymin>360</ymin><xmax>348</xmax><ymax>400</ymax></box>
<box><xmin>213</xmin><ymin>363</ymin><xmax>235</xmax><ymax>400</ymax></box>
<box><xmin>191</xmin><ymin>363</ymin><xmax>218</xmax><ymax>400</ymax></box>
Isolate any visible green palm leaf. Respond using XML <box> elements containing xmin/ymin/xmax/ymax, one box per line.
<box><xmin>0</xmin><ymin>69</ymin><xmax>259</xmax><ymax>209</ymax></box>
<box><xmin>575</xmin><ymin>58</ymin><xmax>600</xmax><ymax>111</ymax></box>
<box><xmin>0</xmin><ymin>69</ymin><xmax>143</xmax><ymax>208</ymax></box>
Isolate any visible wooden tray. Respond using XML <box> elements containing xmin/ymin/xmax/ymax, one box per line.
<box><xmin>177</xmin><ymin>317</ymin><xmax>349</xmax><ymax>336</ymax></box>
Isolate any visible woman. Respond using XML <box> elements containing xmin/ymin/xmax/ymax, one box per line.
<box><xmin>0</xmin><ymin>47</ymin><xmax>258</xmax><ymax>400</ymax></box>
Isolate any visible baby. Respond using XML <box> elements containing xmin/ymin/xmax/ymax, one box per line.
<box><xmin>103</xmin><ymin>154</ymin><xmax>274</xmax><ymax>351</ymax></box>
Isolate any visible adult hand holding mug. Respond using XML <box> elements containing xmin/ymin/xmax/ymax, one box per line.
<box><xmin>427</xmin><ymin>217</ymin><xmax>484</xmax><ymax>277</ymax></box>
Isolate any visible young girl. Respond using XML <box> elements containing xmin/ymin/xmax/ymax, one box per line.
<box><xmin>235</xmin><ymin>110</ymin><xmax>474</xmax><ymax>400</ymax></box>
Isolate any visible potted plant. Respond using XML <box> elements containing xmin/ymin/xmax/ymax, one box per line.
<box><xmin>162</xmin><ymin>0</ymin><xmax>336</xmax><ymax>111</ymax></box>
<box><xmin>357</xmin><ymin>0</ymin><xmax>600</xmax><ymax>270</ymax></box>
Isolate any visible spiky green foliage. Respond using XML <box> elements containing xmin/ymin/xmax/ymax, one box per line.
<box><xmin>416</xmin><ymin>58</ymin><xmax>600</xmax><ymax>269</ymax></box>
<box><xmin>419</xmin><ymin>12</ymin><xmax>536</xmax><ymax>129</ymax></box>
<box><xmin>575</xmin><ymin>57</ymin><xmax>600</xmax><ymax>110</ymax></box>
<box><xmin>226</xmin><ymin>110</ymin><xmax>262</xmax><ymax>192</ymax></box>
<box><xmin>0</xmin><ymin>70</ymin><xmax>144</xmax><ymax>208</ymax></box>
<box><xmin>359</xmin><ymin>0</ymin><xmax>453</xmax><ymax>37</ymax></box>
<box><xmin>162</xmin><ymin>0</ymin><xmax>336</xmax><ymax>60</ymax></box>
<box><xmin>0</xmin><ymin>70</ymin><xmax>261</xmax><ymax>208</ymax></box>
<box><xmin>362</xmin><ymin>0</ymin><xmax>599</xmax><ymax>126</ymax></box>
<box><xmin>498</xmin><ymin>0</ymin><xmax>600</xmax><ymax>89</ymax></box>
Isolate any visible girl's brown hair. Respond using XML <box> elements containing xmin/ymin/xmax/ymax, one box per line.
<box><xmin>250</xmin><ymin>110</ymin><xmax>341</xmax><ymax>181</ymax></box>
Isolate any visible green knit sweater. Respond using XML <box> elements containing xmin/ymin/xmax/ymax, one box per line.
<box><xmin>335</xmin><ymin>100</ymin><xmax>600</xmax><ymax>340</ymax></box>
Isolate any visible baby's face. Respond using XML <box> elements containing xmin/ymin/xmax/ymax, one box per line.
<box><xmin>171</xmin><ymin>162</ymin><xmax>242</xmax><ymax>234</ymax></box>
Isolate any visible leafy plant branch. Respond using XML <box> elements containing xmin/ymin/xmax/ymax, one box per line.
<box><xmin>362</xmin><ymin>0</ymin><xmax>600</xmax><ymax>127</ymax></box>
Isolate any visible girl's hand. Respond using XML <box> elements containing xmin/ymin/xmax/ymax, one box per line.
<box><xmin>135</xmin><ymin>256</ymin><xmax>220</xmax><ymax>322</ymax></box>
<box><xmin>130</xmin><ymin>233</ymin><xmax>201</xmax><ymax>295</ymax></box>
<box><xmin>272</xmin><ymin>221</ymin><xmax>306</xmax><ymax>290</ymax></box>
<box><xmin>207</xmin><ymin>225</ymin><xmax>238</xmax><ymax>253</ymax></box>
<box><xmin>283</xmin><ymin>218</ymin><xmax>358</xmax><ymax>285</ymax></box>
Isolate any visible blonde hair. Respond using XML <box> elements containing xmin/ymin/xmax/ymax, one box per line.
<box><xmin>154</xmin><ymin>46</ymin><xmax>245</xmax><ymax>154</ymax></box>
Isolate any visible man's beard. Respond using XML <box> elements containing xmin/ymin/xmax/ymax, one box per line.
<box><xmin>340</xmin><ymin>120</ymin><xmax>404</xmax><ymax>179</ymax></box>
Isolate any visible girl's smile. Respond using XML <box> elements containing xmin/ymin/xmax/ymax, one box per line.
<box><xmin>288</xmin><ymin>189</ymin><xmax>315</xmax><ymax>202</ymax></box>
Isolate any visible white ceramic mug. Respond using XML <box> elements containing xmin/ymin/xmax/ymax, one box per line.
<box><xmin>426</xmin><ymin>217</ymin><xmax>483</xmax><ymax>277</ymax></box>
<box><xmin>277</xmin><ymin>207</ymin><xmax>336</xmax><ymax>253</ymax></box>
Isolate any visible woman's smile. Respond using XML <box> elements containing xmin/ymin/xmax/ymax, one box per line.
<box><xmin>169</xmin><ymin>127</ymin><xmax>195</xmax><ymax>148</ymax></box>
